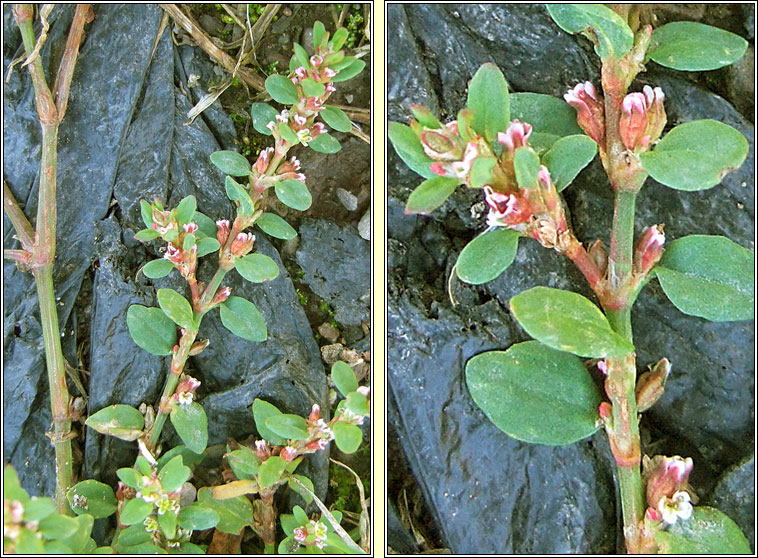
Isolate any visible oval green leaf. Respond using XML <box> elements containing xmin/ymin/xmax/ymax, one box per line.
<box><xmin>265</xmin><ymin>74</ymin><xmax>299</xmax><ymax>104</ymax></box>
<box><xmin>219</xmin><ymin>296</ymin><xmax>267</xmax><ymax>343</ymax></box>
<box><xmin>309</xmin><ymin>132</ymin><xmax>342</xmax><ymax>154</ymax></box>
<box><xmin>177</xmin><ymin>504</ymin><xmax>220</xmax><ymax>531</ymax></box>
<box><xmin>38</xmin><ymin>513</ymin><xmax>79</xmax><ymax>540</ymax></box>
<box><xmin>258</xmin><ymin>456</ymin><xmax>287</xmax><ymax>488</ymax></box>
<box><xmin>345</xmin><ymin>392</ymin><xmax>369</xmax><ymax>415</ymax></box>
<box><xmin>456</xmin><ymin>228</ymin><xmax>519</xmax><ymax>285</ymax></box>
<box><xmin>85</xmin><ymin>405</ymin><xmax>145</xmax><ymax>441</ymax></box>
<box><xmin>140</xmin><ymin>200</ymin><xmax>153</xmax><ymax>228</ymax></box>
<box><xmin>226</xmin><ymin>447</ymin><xmax>261</xmax><ymax>479</ymax></box>
<box><xmin>466</xmin><ymin>341</ymin><xmax>602</xmax><ymax>445</ymax></box>
<box><xmin>275</xmin><ymin>179</ymin><xmax>312</xmax><ymax>210</ymax></box>
<box><xmin>142</xmin><ymin>259</ymin><xmax>174</xmax><ymax>279</ymax></box>
<box><xmin>332</xmin><ymin>422</ymin><xmax>363</xmax><ymax>453</ymax></box>
<box><xmin>120</xmin><ymin>497</ymin><xmax>153</xmax><ymax>525</ymax></box>
<box><xmin>235</xmin><ymin>253</ymin><xmax>280</xmax><ymax>283</ymax></box>
<box><xmin>264</xmin><ymin>414</ymin><xmax>309</xmax><ymax>440</ymax></box>
<box><xmin>542</xmin><ymin>134</ymin><xmax>598</xmax><ymax>191</ymax></box>
<box><xmin>251</xmin><ymin>102</ymin><xmax>279</xmax><ymax>136</ymax></box>
<box><xmin>126</xmin><ymin>305</ymin><xmax>177</xmax><ymax>356</ymax></box>
<box><xmin>546</xmin><ymin>4</ymin><xmax>633</xmax><ymax>60</ymax></box>
<box><xmin>256</xmin><ymin>213</ymin><xmax>297</xmax><ymax>240</ymax></box>
<box><xmin>225</xmin><ymin>176</ymin><xmax>256</xmax><ymax>216</ymax></box>
<box><xmin>157</xmin><ymin>289</ymin><xmax>196</xmax><ymax>331</ymax></box>
<box><xmin>252</xmin><ymin>399</ymin><xmax>287</xmax><ymax>445</ymax></box>
<box><xmin>514</xmin><ymin>147</ymin><xmax>540</xmax><ymax>189</ymax></box>
<box><xmin>158</xmin><ymin>511</ymin><xmax>176</xmax><ymax>540</ymax></box>
<box><xmin>331</xmin><ymin>59</ymin><xmax>365</xmax><ymax>82</ymax></box>
<box><xmin>170</xmin><ymin>401</ymin><xmax>208</xmax><ymax>454</ymax></box>
<box><xmin>648</xmin><ymin>22</ymin><xmax>748</xmax><ymax>71</ymax></box>
<box><xmin>313</xmin><ymin>21</ymin><xmax>326</xmax><ymax>49</ymax></box>
<box><xmin>331</xmin><ymin>361</ymin><xmax>358</xmax><ymax>397</ymax></box>
<box><xmin>467</xmin><ymin>63</ymin><xmax>509</xmax><ymax>142</ymax></box>
<box><xmin>116</xmin><ymin>468</ymin><xmax>141</xmax><ymax>489</ymax></box>
<box><xmin>156</xmin><ymin>445</ymin><xmax>205</xmax><ymax>470</ymax></box>
<box><xmin>388</xmin><ymin>121</ymin><xmax>435</xmax><ymax>179</ymax></box>
<box><xmin>509</xmin><ymin>286</ymin><xmax>634</xmax><ymax>358</ymax></box>
<box><xmin>640</xmin><ymin>120</ymin><xmax>748</xmax><ymax>191</ymax></box>
<box><xmin>302</xmin><ymin>78</ymin><xmax>326</xmax><ymax>98</ymax></box>
<box><xmin>134</xmin><ymin>228</ymin><xmax>160</xmax><ymax>242</ymax></box>
<box><xmin>287</xmin><ymin>474</ymin><xmax>315</xmax><ymax>505</ymax></box>
<box><xmin>510</xmin><ymin>93</ymin><xmax>584</xmax><ymax>140</ymax></box>
<box><xmin>196</xmin><ymin>237</ymin><xmax>221</xmax><ymax>258</ymax></box>
<box><xmin>197</xmin><ymin>488</ymin><xmax>252</xmax><ymax>535</ymax></box>
<box><xmin>175</xmin><ymin>195</ymin><xmax>196</xmax><ymax>226</ymax></box>
<box><xmin>193</xmin><ymin>211</ymin><xmax>217</xmax><ymax>238</ymax></box>
<box><xmin>158</xmin><ymin>455</ymin><xmax>191</xmax><ymax>493</ymax></box>
<box><xmin>321</xmin><ymin>105</ymin><xmax>352</xmax><ymax>133</ymax></box>
<box><xmin>66</xmin><ymin>480</ymin><xmax>117</xmax><ymax>519</ymax></box>
<box><xmin>210</xmin><ymin>150</ymin><xmax>251</xmax><ymax>177</ymax></box>
<box><xmin>653</xmin><ymin>235</ymin><xmax>754</xmax><ymax>322</ymax></box>
<box><xmin>404</xmin><ymin>176</ymin><xmax>460</xmax><ymax>215</ymax></box>
<box><xmin>293</xmin><ymin>42</ymin><xmax>310</xmax><ymax>68</ymax></box>
<box><xmin>655</xmin><ymin>506</ymin><xmax>751</xmax><ymax>554</ymax></box>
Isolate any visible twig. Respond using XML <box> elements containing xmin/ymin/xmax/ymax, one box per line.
<box><xmin>52</xmin><ymin>4</ymin><xmax>92</xmax><ymax>122</ymax></box>
<box><xmin>20</xmin><ymin>4</ymin><xmax>53</xmax><ymax>69</ymax></box>
<box><xmin>330</xmin><ymin>458</ymin><xmax>370</xmax><ymax>552</ymax></box>
<box><xmin>3</xmin><ymin>180</ymin><xmax>35</xmax><ymax>250</ymax></box>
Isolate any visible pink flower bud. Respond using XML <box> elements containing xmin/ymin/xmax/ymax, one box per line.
<box><xmin>164</xmin><ymin>244</ymin><xmax>183</xmax><ymax>264</ymax></box>
<box><xmin>357</xmin><ymin>386</ymin><xmax>370</xmax><ymax>397</ymax></box>
<box><xmin>598</xmin><ymin>402</ymin><xmax>613</xmax><ymax>421</ymax></box>
<box><xmin>305</xmin><ymin>97</ymin><xmax>325</xmax><ymax>112</ymax></box>
<box><xmin>276</xmin><ymin>109</ymin><xmax>290</xmax><ymax>123</ymax></box>
<box><xmin>644</xmin><ymin>455</ymin><xmax>694</xmax><ymax>511</ymax></box>
<box><xmin>294</xmin><ymin>527</ymin><xmax>307</xmax><ymax>542</ymax></box>
<box><xmin>619</xmin><ymin>92</ymin><xmax>650</xmax><ymax>151</ymax></box>
<box><xmin>635</xmin><ymin>358</ymin><xmax>671</xmax><ymax>413</ymax></box>
<box><xmin>213</xmin><ymin>286</ymin><xmax>232</xmax><ymax>305</ymax></box>
<box><xmin>176</xmin><ymin>375</ymin><xmax>201</xmax><ymax>395</ymax></box>
<box><xmin>266</xmin><ymin>121</ymin><xmax>275</xmax><ymax>132</ymax></box>
<box><xmin>537</xmin><ymin>165</ymin><xmax>552</xmax><ymax>188</ymax></box>
<box><xmin>564</xmin><ymin>82</ymin><xmax>605</xmax><ymax>145</ymax></box>
<box><xmin>311</xmin><ymin>122</ymin><xmax>326</xmax><ymax>136</ymax></box>
<box><xmin>587</xmin><ymin>239</ymin><xmax>608</xmax><ymax>276</ymax></box>
<box><xmin>310</xmin><ymin>55</ymin><xmax>323</xmax><ymax>68</ymax></box>
<box><xmin>216</xmin><ymin>220</ymin><xmax>231</xmax><ymax>246</ymax></box>
<box><xmin>633</xmin><ymin>225</ymin><xmax>665</xmax><ymax>275</ymax></box>
<box><xmin>182</xmin><ymin>222</ymin><xmax>198</xmax><ymax>234</ymax></box>
<box><xmin>323</xmin><ymin>68</ymin><xmax>337</xmax><ymax>79</ymax></box>
<box><xmin>280</xmin><ymin>446</ymin><xmax>298</xmax><ymax>462</ymax></box>
<box><xmin>597</xmin><ymin>360</ymin><xmax>608</xmax><ymax>375</ymax></box>
<box><xmin>255</xmin><ymin>440</ymin><xmax>271</xmax><ymax>460</ymax></box>
<box><xmin>230</xmin><ymin>232</ymin><xmax>255</xmax><ymax>257</ymax></box>
<box><xmin>293</xmin><ymin>114</ymin><xmax>307</xmax><ymax>128</ymax></box>
<box><xmin>497</xmin><ymin>120</ymin><xmax>532</xmax><ymax>152</ymax></box>
<box><xmin>305</xmin><ymin>439</ymin><xmax>328</xmax><ymax>452</ymax></box>
<box><xmin>189</xmin><ymin>338</ymin><xmax>210</xmax><ymax>356</ymax></box>
<box><xmin>254</xmin><ymin>148</ymin><xmax>273</xmax><ymax>174</ymax></box>
<box><xmin>430</xmin><ymin>162</ymin><xmax>449</xmax><ymax>176</ymax></box>
<box><xmin>325</xmin><ymin>84</ymin><xmax>336</xmax><ymax>94</ymax></box>
<box><xmin>295</xmin><ymin>66</ymin><xmax>307</xmax><ymax>80</ymax></box>
<box><xmin>645</xmin><ymin>507</ymin><xmax>662</xmax><ymax>522</ymax></box>
<box><xmin>643</xmin><ymin>85</ymin><xmax>666</xmax><ymax>144</ymax></box>
<box><xmin>309</xmin><ymin>404</ymin><xmax>321</xmax><ymax>422</ymax></box>
<box><xmin>484</xmin><ymin>186</ymin><xmax>532</xmax><ymax>228</ymax></box>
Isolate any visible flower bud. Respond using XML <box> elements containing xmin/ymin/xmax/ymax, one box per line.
<box><xmin>644</xmin><ymin>454</ymin><xmax>694</xmax><ymax>511</ymax></box>
<box><xmin>189</xmin><ymin>338</ymin><xmax>210</xmax><ymax>356</ymax></box>
<box><xmin>420</xmin><ymin>130</ymin><xmax>460</xmax><ymax>161</ymax></box>
<box><xmin>182</xmin><ymin>222</ymin><xmax>198</xmax><ymax>234</ymax></box>
<box><xmin>255</xmin><ymin>440</ymin><xmax>271</xmax><ymax>460</ymax></box>
<box><xmin>230</xmin><ymin>232</ymin><xmax>255</xmax><ymax>257</ymax></box>
<box><xmin>497</xmin><ymin>120</ymin><xmax>532</xmax><ymax>153</ymax></box>
<box><xmin>357</xmin><ymin>386</ymin><xmax>370</xmax><ymax>397</ymax></box>
<box><xmin>280</xmin><ymin>446</ymin><xmax>298</xmax><ymax>462</ymax></box>
<box><xmin>309</xmin><ymin>55</ymin><xmax>323</xmax><ymax>68</ymax></box>
<box><xmin>483</xmin><ymin>186</ymin><xmax>531</xmax><ymax>228</ymax></box>
<box><xmin>643</xmin><ymin>85</ymin><xmax>666</xmax><ymax>144</ymax></box>
<box><xmin>309</xmin><ymin>404</ymin><xmax>321</xmax><ymax>423</ymax></box>
<box><xmin>254</xmin><ymin>147</ymin><xmax>273</xmax><ymax>174</ymax></box>
<box><xmin>564</xmin><ymin>82</ymin><xmax>605</xmax><ymax>145</ymax></box>
<box><xmin>216</xmin><ymin>220</ymin><xmax>231</xmax><ymax>246</ymax></box>
<box><xmin>164</xmin><ymin>244</ymin><xmax>183</xmax><ymax>264</ymax></box>
<box><xmin>176</xmin><ymin>375</ymin><xmax>201</xmax><ymax>396</ymax></box>
<box><xmin>645</xmin><ymin>507</ymin><xmax>662</xmax><ymax>522</ymax></box>
<box><xmin>619</xmin><ymin>92</ymin><xmax>649</xmax><ymax>150</ymax></box>
<box><xmin>633</xmin><ymin>225</ymin><xmax>665</xmax><ymax>275</ymax></box>
<box><xmin>213</xmin><ymin>286</ymin><xmax>231</xmax><ymax>305</ymax></box>
<box><xmin>587</xmin><ymin>239</ymin><xmax>608</xmax><ymax>276</ymax></box>
<box><xmin>636</xmin><ymin>358</ymin><xmax>671</xmax><ymax>412</ymax></box>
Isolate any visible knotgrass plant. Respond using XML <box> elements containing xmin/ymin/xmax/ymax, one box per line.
<box><xmin>390</xmin><ymin>5</ymin><xmax>751</xmax><ymax>554</ymax></box>
<box><xmin>4</xmin><ymin>16</ymin><xmax>368</xmax><ymax>555</ymax></box>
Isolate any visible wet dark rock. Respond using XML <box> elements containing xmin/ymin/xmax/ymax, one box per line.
<box><xmin>296</xmin><ymin>218</ymin><xmax>370</xmax><ymax>327</ymax></box>
<box><xmin>388</xmin><ymin>3</ymin><xmax>754</xmax><ymax>553</ymax></box>
<box><xmin>705</xmin><ymin>454</ymin><xmax>755</xmax><ymax>552</ymax></box>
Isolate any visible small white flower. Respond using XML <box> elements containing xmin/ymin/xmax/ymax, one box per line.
<box><xmin>659</xmin><ymin>490</ymin><xmax>693</xmax><ymax>525</ymax></box>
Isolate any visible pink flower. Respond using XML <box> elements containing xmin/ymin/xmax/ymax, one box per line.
<box><xmin>633</xmin><ymin>225</ymin><xmax>665</xmax><ymax>275</ymax></box>
<box><xmin>255</xmin><ymin>440</ymin><xmax>270</xmax><ymax>460</ymax></box>
<box><xmin>293</xmin><ymin>527</ymin><xmax>307</xmax><ymax>542</ymax></box>
<box><xmin>310</xmin><ymin>122</ymin><xmax>326</xmax><ymax>136</ymax></box>
<box><xmin>619</xmin><ymin>92</ymin><xmax>649</xmax><ymax>150</ymax></box>
<box><xmin>483</xmin><ymin>186</ymin><xmax>531</xmax><ymax>228</ymax></box>
<box><xmin>309</xmin><ymin>55</ymin><xmax>323</xmax><ymax>68</ymax></box>
<box><xmin>254</xmin><ymin>147</ymin><xmax>273</xmax><ymax>174</ymax></box>
<box><xmin>309</xmin><ymin>404</ymin><xmax>321</xmax><ymax>422</ymax></box>
<box><xmin>275</xmin><ymin>109</ymin><xmax>290</xmax><ymax>123</ymax></box>
<box><xmin>295</xmin><ymin>66</ymin><xmax>307</xmax><ymax>80</ymax></box>
<box><xmin>230</xmin><ymin>232</ymin><xmax>255</xmax><ymax>257</ymax></box>
<box><xmin>564</xmin><ymin>82</ymin><xmax>605</xmax><ymax>145</ymax></box>
<box><xmin>164</xmin><ymin>244</ymin><xmax>183</xmax><ymax>264</ymax></box>
<box><xmin>449</xmin><ymin>141</ymin><xmax>479</xmax><ymax>178</ymax></box>
<box><xmin>497</xmin><ymin>120</ymin><xmax>532</xmax><ymax>152</ymax></box>
<box><xmin>645</xmin><ymin>455</ymin><xmax>694</xmax><ymax>511</ymax></box>
<box><xmin>304</xmin><ymin>97</ymin><xmax>325</xmax><ymax>112</ymax></box>
<box><xmin>280</xmin><ymin>446</ymin><xmax>298</xmax><ymax>462</ymax></box>
<box><xmin>182</xmin><ymin>222</ymin><xmax>198</xmax><ymax>234</ymax></box>
<box><xmin>325</xmin><ymin>84</ymin><xmax>336</xmax><ymax>94</ymax></box>
<box><xmin>216</xmin><ymin>220</ymin><xmax>230</xmax><ymax>246</ymax></box>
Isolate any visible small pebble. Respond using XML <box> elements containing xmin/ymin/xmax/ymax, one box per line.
<box><xmin>318</xmin><ymin>322</ymin><xmax>340</xmax><ymax>343</ymax></box>
<box><xmin>282</xmin><ymin>7</ymin><xmax>292</xmax><ymax>16</ymax></box>
<box><xmin>337</xmin><ymin>188</ymin><xmax>358</xmax><ymax>211</ymax></box>
<box><xmin>358</xmin><ymin>210</ymin><xmax>370</xmax><ymax>241</ymax></box>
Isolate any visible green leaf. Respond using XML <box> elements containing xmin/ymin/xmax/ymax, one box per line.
<box><xmin>252</xmin><ymin>399</ymin><xmax>287</xmax><ymax>445</ymax></box>
<box><xmin>135</xmin><ymin>228</ymin><xmax>160</xmax><ymax>242</ymax></box>
<box><xmin>332</xmin><ymin>361</ymin><xmax>358</xmax><ymax>397</ymax></box>
<box><xmin>170</xmin><ymin>402</ymin><xmax>208</xmax><ymax>454</ymax></box>
<box><xmin>653</xmin><ymin>235</ymin><xmax>754</xmax><ymax>322</ymax></box>
<box><xmin>388</xmin><ymin>122</ymin><xmax>435</xmax><ymax>179</ymax></box>
<box><xmin>302</xmin><ymin>78</ymin><xmax>326</xmax><ymax>98</ymax></box>
<box><xmin>157</xmin><ymin>289</ymin><xmax>196</xmax><ymax>331</ymax></box>
<box><xmin>176</xmin><ymin>195</ymin><xmax>196</xmax><ymax>226</ymax></box>
<box><xmin>39</xmin><ymin>514</ymin><xmax>80</xmax><ymax>540</ymax></box>
<box><xmin>275</xmin><ymin>179</ymin><xmax>312</xmax><ymax>210</ymax></box>
<box><xmin>265</xmin><ymin>74</ymin><xmax>299</xmax><ymax>104</ymax></box>
<box><xmin>321</xmin><ymin>105</ymin><xmax>352</xmax><ymax>133</ymax></box>
<box><xmin>158</xmin><ymin>456</ymin><xmax>191</xmax><ymax>493</ymax></box>
<box><xmin>287</xmin><ymin>475</ymin><xmax>314</xmax><ymax>505</ymax></box>
<box><xmin>156</xmin><ymin>445</ymin><xmax>205</xmax><ymax>470</ymax></box>
<box><xmin>404</xmin><ymin>176</ymin><xmax>460</xmax><ymax>215</ymax></box>
<box><xmin>4</xmin><ymin>464</ymin><xmax>30</xmax><ymax>504</ymax></box>
<box><xmin>251</xmin><ymin>102</ymin><xmax>279</xmax><ymax>136</ymax></box>
<box><xmin>196</xmin><ymin>237</ymin><xmax>221</xmax><ymax>257</ymax></box>
<box><xmin>142</xmin><ymin>259</ymin><xmax>174</xmax><ymax>279</ymax></box>
<box><xmin>264</xmin><ymin>414</ymin><xmax>309</xmax><ymax>440</ymax></box>
<box><xmin>509</xmin><ymin>286</ymin><xmax>635</xmax><ymax>358</ymax></box>
<box><xmin>470</xmin><ymin>157</ymin><xmax>497</xmax><ymax>189</ymax></box>
<box><xmin>466</xmin><ymin>341</ymin><xmax>602</xmax><ymax>445</ymax></box>
<box><xmin>198</xmin><ymin>488</ymin><xmax>253</xmax><ymax>534</ymax></box>
<box><xmin>256</xmin><ymin>213</ymin><xmax>297</xmax><ymax>240</ymax></box>
<box><xmin>542</xmin><ymin>134</ymin><xmax>598</xmax><ymax>191</ymax></box>
<box><xmin>118</xmin><ymin>524</ymin><xmax>152</xmax><ymax>547</ymax></box>
<box><xmin>177</xmin><ymin>504</ymin><xmax>220</xmax><ymax>531</ymax></box>
<box><xmin>159</xmin><ymin>511</ymin><xmax>177</xmax><ymax>540</ymax></box>
<box><xmin>135</xmin><ymin>456</ymin><xmax>153</xmax><ymax>476</ymax></box>
<box><xmin>456</xmin><ymin>229</ymin><xmax>519</xmax><ymax>285</ymax></box>
<box><xmin>55</xmin><ymin>513</ymin><xmax>96</xmax><ymax>554</ymax></box>
<box><xmin>513</xmin><ymin>147</ymin><xmax>541</xmax><ymax>189</ymax></box>
<box><xmin>225</xmin><ymin>176</ymin><xmax>256</xmax><ymax>216</ymax></box>
<box><xmin>210</xmin><ymin>150</ymin><xmax>251</xmax><ymax>177</ymax></box>
<box><xmin>331</xmin><ymin>59</ymin><xmax>365</xmax><ymax>82</ymax></box>
<box><xmin>278</xmin><ymin>121</ymin><xmax>299</xmax><ymax>144</ymax></box>
<box><xmin>467</xmin><ymin>63</ymin><xmax>509</xmax><ymax>142</ymax></box>
<box><xmin>293</xmin><ymin>42</ymin><xmax>310</xmax><ymax>68</ymax></box>
<box><xmin>140</xmin><ymin>200</ymin><xmax>153</xmax><ymax>228</ymax></box>
<box><xmin>309</xmin><ymin>133</ymin><xmax>342</xmax><ymax>154</ymax></box>
<box><xmin>313</xmin><ymin>21</ymin><xmax>326</xmax><ymax>49</ymax></box>
<box><xmin>330</xmin><ymin>27</ymin><xmax>348</xmax><ymax>50</ymax></box>
<box><xmin>640</xmin><ymin>120</ymin><xmax>748</xmax><ymax>191</ymax></box>
<box><xmin>411</xmin><ymin>105</ymin><xmax>442</xmax><ymax>129</ymax></box>
<box><xmin>85</xmin><ymin>405</ymin><xmax>145</xmax><ymax>441</ymax></box>
<box><xmin>226</xmin><ymin>447</ymin><xmax>261</xmax><ymax>479</ymax></box>
<box><xmin>345</xmin><ymin>392</ymin><xmax>369</xmax><ymax>415</ymax></box>
<box><xmin>116</xmin><ymin>467</ymin><xmax>141</xmax><ymax>489</ymax></box>
<box><xmin>22</xmin><ymin>497</ymin><xmax>56</xmax><ymax>522</ymax></box>
<box><xmin>192</xmin><ymin>211</ymin><xmax>217</xmax><ymax>238</ymax></box>
<box><xmin>281</xmin><ymin>513</ymin><xmax>299</xmax><ymax>536</ymax></box>
<box><xmin>332</xmin><ymin>422</ymin><xmax>362</xmax><ymax>453</ymax></box>
<box><xmin>16</xmin><ymin>528</ymin><xmax>45</xmax><ymax>553</ymax></box>
<box><xmin>293</xmin><ymin>505</ymin><xmax>309</xmax><ymax>525</ymax></box>
<box><xmin>259</xmin><ymin>456</ymin><xmax>287</xmax><ymax>488</ymax></box>
<box><xmin>120</xmin><ymin>497</ymin><xmax>153</xmax><ymax>525</ymax></box>
<box><xmin>219</xmin><ymin>296</ymin><xmax>267</xmax><ymax>343</ymax></box>
<box><xmin>655</xmin><ymin>506</ymin><xmax>751</xmax><ymax>554</ymax></box>
<box><xmin>648</xmin><ymin>22</ymin><xmax>748</xmax><ymax>71</ymax></box>
<box><xmin>546</xmin><ymin>4</ymin><xmax>633</xmax><ymax>60</ymax></box>
<box><xmin>182</xmin><ymin>234</ymin><xmax>195</xmax><ymax>252</ymax></box>
<box><xmin>126</xmin><ymin>305</ymin><xmax>177</xmax><ymax>356</ymax></box>
<box><xmin>235</xmin><ymin>254</ymin><xmax>280</xmax><ymax>283</ymax></box>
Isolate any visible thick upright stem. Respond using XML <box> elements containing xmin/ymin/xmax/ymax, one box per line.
<box><xmin>258</xmin><ymin>490</ymin><xmax>277</xmax><ymax>553</ymax></box>
<box><xmin>608</xmin><ymin>190</ymin><xmax>636</xmax><ymax>289</ymax></box>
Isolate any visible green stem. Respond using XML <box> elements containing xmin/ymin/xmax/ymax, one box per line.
<box><xmin>199</xmin><ymin>268</ymin><xmax>228</xmax><ymax>310</ymax></box>
<box><xmin>608</xmin><ymin>190</ymin><xmax>636</xmax><ymax>289</ymax></box>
